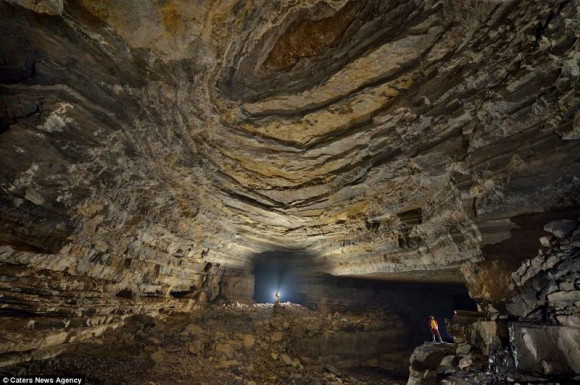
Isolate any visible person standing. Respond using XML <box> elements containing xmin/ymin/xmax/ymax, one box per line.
<box><xmin>429</xmin><ymin>315</ymin><xmax>443</xmax><ymax>343</ymax></box>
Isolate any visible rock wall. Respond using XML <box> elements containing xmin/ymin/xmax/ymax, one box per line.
<box><xmin>406</xmin><ymin>219</ymin><xmax>580</xmax><ymax>384</ymax></box>
<box><xmin>0</xmin><ymin>0</ymin><xmax>579</xmax><ymax>371</ymax></box>
<box><xmin>507</xmin><ymin>219</ymin><xmax>580</xmax><ymax>377</ymax></box>
<box><xmin>2</xmin><ymin>0</ymin><xmax>579</xmax><ymax>279</ymax></box>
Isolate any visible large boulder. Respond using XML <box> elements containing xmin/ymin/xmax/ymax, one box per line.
<box><xmin>243</xmin><ymin>334</ymin><xmax>255</xmax><ymax>349</ymax></box>
<box><xmin>543</xmin><ymin>220</ymin><xmax>578</xmax><ymax>239</ymax></box>
<box><xmin>407</xmin><ymin>343</ymin><xmax>456</xmax><ymax>385</ymax></box>
<box><xmin>511</xmin><ymin>324</ymin><xmax>580</xmax><ymax>375</ymax></box>
<box><xmin>410</xmin><ymin>343</ymin><xmax>456</xmax><ymax>372</ymax></box>
<box><xmin>470</xmin><ymin>321</ymin><xmax>506</xmax><ymax>356</ymax></box>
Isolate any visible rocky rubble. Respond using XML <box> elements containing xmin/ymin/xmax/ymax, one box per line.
<box><xmin>407</xmin><ymin>319</ymin><xmax>580</xmax><ymax>385</ymax></box>
<box><xmin>507</xmin><ymin>219</ymin><xmax>580</xmax><ymax>377</ymax></box>
<box><xmin>507</xmin><ymin>219</ymin><xmax>580</xmax><ymax>326</ymax></box>
<box><xmin>406</xmin><ymin>309</ymin><xmax>497</xmax><ymax>385</ymax></box>
<box><xmin>0</xmin><ymin>303</ymin><xmax>408</xmax><ymax>385</ymax></box>
<box><xmin>406</xmin><ymin>220</ymin><xmax>580</xmax><ymax>385</ymax></box>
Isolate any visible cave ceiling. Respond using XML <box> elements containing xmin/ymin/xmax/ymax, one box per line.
<box><xmin>0</xmin><ymin>0</ymin><xmax>579</xmax><ymax>289</ymax></box>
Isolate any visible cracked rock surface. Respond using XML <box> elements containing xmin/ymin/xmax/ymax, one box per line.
<box><xmin>0</xmin><ymin>0</ymin><xmax>579</xmax><ymax>376</ymax></box>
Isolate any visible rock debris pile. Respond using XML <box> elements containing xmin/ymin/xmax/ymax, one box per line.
<box><xmin>507</xmin><ymin>219</ymin><xmax>580</xmax><ymax>327</ymax></box>
<box><xmin>406</xmin><ymin>219</ymin><xmax>580</xmax><ymax>385</ymax></box>
<box><xmin>1</xmin><ymin>303</ymin><xmax>408</xmax><ymax>385</ymax></box>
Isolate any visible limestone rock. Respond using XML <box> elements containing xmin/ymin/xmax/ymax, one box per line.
<box><xmin>409</xmin><ymin>343</ymin><xmax>455</xmax><ymax>372</ymax></box>
<box><xmin>270</xmin><ymin>332</ymin><xmax>283</xmax><ymax>343</ymax></box>
<box><xmin>215</xmin><ymin>343</ymin><xmax>234</xmax><ymax>359</ymax></box>
<box><xmin>0</xmin><ymin>0</ymin><xmax>579</xmax><ymax>374</ymax></box>
<box><xmin>147</xmin><ymin>337</ymin><xmax>161</xmax><ymax>345</ymax></box>
<box><xmin>323</xmin><ymin>364</ymin><xmax>341</xmax><ymax>377</ymax></box>
<box><xmin>188</xmin><ymin>340</ymin><xmax>203</xmax><ymax>354</ymax></box>
<box><xmin>507</xmin><ymin>220</ymin><xmax>580</xmax><ymax>321</ymax></box>
<box><xmin>544</xmin><ymin>220</ymin><xmax>577</xmax><ymax>239</ymax></box>
<box><xmin>228</xmin><ymin>340</ymin><xmax>243</xmax><ymax>351</ymax></box>
<box><xmin>511</xmin><ymin>324</ymin><xmax>580</xmax><ymax>375</ymax></box>
<box><xmin>150</xmin><ymin>350</ymin><xmax>164</xmax><ymax>365</ymax></box>
<box><xmin>280</xmin><ymin>353</ymin><xmax>293</xmax><ymax>366</ymax></box>
<box><xmin>440</xmin><ymin>355</ymin><xmax>456</xmax><ymax>367</ymax></box>
<box><xmin>6</xmin><ymin>0</ymin><xmax>63</xmax><ymax>15</ymax></box>
<box><xmin>458</xmin><ymin>355</ymin><xmax>472</xmax><ymax>370</ymax></box>
<box><xmin>1</xmin><ymin>0</ymin><xmax>578</xmax><ymax>306</ymax></box>
<box><xmin>182</xmin><ymin>324</ymin><xmax>204</xmax><ymax>336</ymax></box>
<box><xmin>557</xmin><ymin>315</ymin><xmax>580</xmax><ymax>328</ymax></box>
<box><xmin>243</xmin><ymin>335</ymin><xmax>255</xmax><ymax>350</ymax></box>
<box><xmin>455</xmin><ymin>344</ymin><xmax>471</xmax><ymax>356</ymax></box>
<box><xmin>539</xmin><ymin>236</ymin><xmax>552</xmax><ymax>247</ymax></box>
<box><xmin>215</xmin><ymin>360</ymin><xmax>239</xmax><ymax>368</ymax></box>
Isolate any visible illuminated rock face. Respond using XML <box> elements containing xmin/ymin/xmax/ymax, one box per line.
<box><xmin>0</xmin><ymin>0</ymin><xmax>579</xmax><ymax>369</ymax></box>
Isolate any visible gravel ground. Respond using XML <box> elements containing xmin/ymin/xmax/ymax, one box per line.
<box><xmin>0</xmin><ymin>304</ymin><xmax>408</xmax><ymax>385</ymax></box>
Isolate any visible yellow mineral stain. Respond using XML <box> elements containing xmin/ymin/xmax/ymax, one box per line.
<box><xmin>158</xmin><ymin>0</ymin><xmax>182</xmax><ymax>36</ymax></box>
<box><xmin>79</xmin><ymin>0</ymin><xmax>111</xmax><ymax>21</ymax></box>
<box><xmin>239</xmin><ymin>75</ymin><xmax>415</xmax><ymax>145</ymax></box>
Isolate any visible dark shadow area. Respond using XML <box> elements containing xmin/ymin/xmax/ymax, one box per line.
<box><xmin>300</xmin><ymin>274</ymin><xmax>477</xmax><ymax>345</ymax></box>
<box><xmin>251</xmin><ymin>247</ymin><xmax>477</xmax><ymax>347</ymax></box>
<box><xmin>0</xmin><ymin>189</ymin><xmax>76</xmax><ymax>254</ymax></box>
<box><xmin>0</xmin><ymin>118</ymin><xmax>9</xmax><ymax>135</ymax></box>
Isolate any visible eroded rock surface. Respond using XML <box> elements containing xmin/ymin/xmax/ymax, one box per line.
<box><xmin>407</xmin><ymin>222</ymin><xmax>580</xmax><ymax>384</ymax></box>
<box><xmin>0</xmin><ymin>0</ymin><xmax>579</xmax><ymax>375</ymax></box>
<box><xmin>0</xmin><ymin>304</ymin><xmax>409</xmax><ymax>385</ymax></box>
<box><xmin>507</xmin><ymin>219</ymin><xmax>580</xmax><ymax>377</ymax></box>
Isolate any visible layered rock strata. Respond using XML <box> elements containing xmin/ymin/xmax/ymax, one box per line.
<box><xmin>507</xmin><ymin>219</ymin><xmax>580</xmax><ymax>377</ymax></box>
<box><xmin>406</xmin><ymin>219</ymin><xmax>580</xmax><ymax>384</ymax></box>
<box><xmin>0</xmin><ymin>0</ymin><xmax>579</xmax><ymax>371</ymax></box>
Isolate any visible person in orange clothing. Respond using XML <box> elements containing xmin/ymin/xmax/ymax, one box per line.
<box><xmin>429</xmin><ymin>315</ymin><xmax>443</xmax><ymax>343</ymax></box>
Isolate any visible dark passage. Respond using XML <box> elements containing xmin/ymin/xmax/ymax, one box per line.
<box><xmin>252</xmin><ymin>250</ymin><xmax>323</xmax><ymax>304</ymax></box>
<box><xmin>299</xmin><ymin>275</ymin><xmax>478</xmax><ymax>344</ymax></box>
<box><xmin>252</xmin><ymin>249</ymin><xmax>477</xmax><ymax>344</ymax></box>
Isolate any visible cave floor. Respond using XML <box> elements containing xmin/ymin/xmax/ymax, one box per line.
<box><xmin>0</xmin><ymin>304</ymin><xmax>408</xmax><ymax>385</ymax></box>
